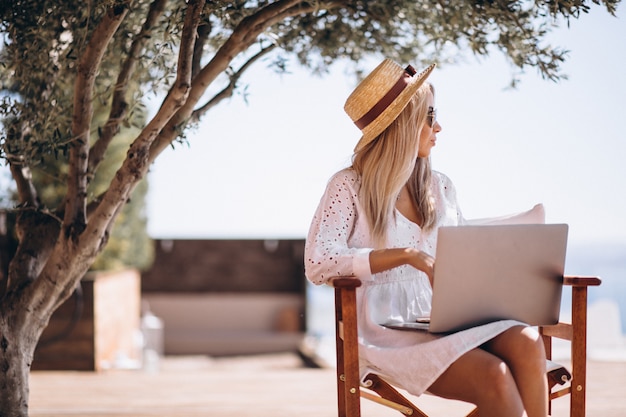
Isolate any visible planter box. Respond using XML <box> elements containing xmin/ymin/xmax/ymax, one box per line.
<box><xmin>32</xmin><ymin>269</ymin><xmax>141</xmax><ymax>371</ymax></box>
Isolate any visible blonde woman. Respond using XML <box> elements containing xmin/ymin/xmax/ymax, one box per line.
<box><xmin>305</xmin><ymin>59</ymin><xmax>548</xmax><ymax>417</ymax></box>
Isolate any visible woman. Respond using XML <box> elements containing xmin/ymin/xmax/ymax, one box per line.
<box><xmin>304</xmin><ymin>59</ymin><xmax>548</xmax><ymax>417</ymax></box>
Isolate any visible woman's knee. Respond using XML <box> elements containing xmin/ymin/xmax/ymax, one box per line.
<box><xmin>515</xmin><ymin>327</ymin><xmax>547</xmax><ymax>368</ymax></box>
<box><xmin>490</xmin><ymin>326</ymin><xmax>547</xmax><ymax>367</ymax></box>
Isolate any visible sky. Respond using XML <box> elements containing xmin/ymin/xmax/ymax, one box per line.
<box><xmin>146</xmin><ymin>4</ymin><xmax>626</xmax><ymax>248</ymax></box>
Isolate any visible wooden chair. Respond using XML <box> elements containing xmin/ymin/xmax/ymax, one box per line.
<box><xmin>332</xmin><ymin>275</ymin><xmax>601</xmax><ymax>417</ymax></box>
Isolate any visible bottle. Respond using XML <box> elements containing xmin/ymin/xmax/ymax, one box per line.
<box><xmin>140</xmin><ymin>300</ymin><xmax>164</xmax><ymax>373</ymax></box>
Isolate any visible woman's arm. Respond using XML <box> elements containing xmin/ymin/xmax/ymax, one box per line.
<box><xmin>369</xmin><ymin>247</ymin><xmax>435</xmax><ymax>285</ymax></box>
<box><xmin>305</xmin><ymin>170</ymin><xmax>375</xmax><ymax>285</ymax></box>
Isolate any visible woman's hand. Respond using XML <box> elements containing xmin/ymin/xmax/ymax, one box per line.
<box><xmin>405</xmin><ymin>248</ymin><xmax>435</xmax><ymax>285</ymax></box>
<box><xmin>369</xmin><ymin>247</ymin><xmax>435</xmax><ymax>285</ymax></box>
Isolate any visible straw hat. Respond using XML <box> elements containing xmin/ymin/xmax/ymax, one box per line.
<box><xmin>345</xmin><ymin>59</ymin><xmax>436</xmax><ymax>152</ymax></box>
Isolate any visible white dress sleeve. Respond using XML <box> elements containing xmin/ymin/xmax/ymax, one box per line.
<box><xmin>304</xmin><ymin>169</ymin><xmax>374</xmax><ymax>285</ymax></box>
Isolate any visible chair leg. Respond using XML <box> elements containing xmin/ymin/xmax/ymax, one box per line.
<box><xmin>336</xmin><ymin>286</ymin><xmax>361</xmax><ymax>417</ymax></box>
<box><xmin>570</xmin><ymin>286</ymin><xmax>588</xmax><ymax>417</ymax></box>
<box><xmin>336</xmin><ymin>332</ymin><xmax>347</xmax><ymax>417</ymax></box>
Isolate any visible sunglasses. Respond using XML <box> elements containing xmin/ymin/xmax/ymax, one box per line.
<box><xmin>427</xmin><ymin>107</ymin><xmax>437</xmax><ymax>128</ymax></box>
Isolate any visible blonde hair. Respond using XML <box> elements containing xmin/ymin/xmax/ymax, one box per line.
<box><xmin>352</xmin><ymin>82</ymin><xmax>437</xmax><ymax>247</ymax></box>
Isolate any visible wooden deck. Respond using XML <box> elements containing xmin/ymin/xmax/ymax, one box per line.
<box><xmin>30</xmin><ymin>353</ymin><xmax>626</xmax><ymax>417</ymax></box>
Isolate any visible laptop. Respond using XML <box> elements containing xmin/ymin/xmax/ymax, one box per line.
<box><xmin>383</xmin><ymin>224</ymin><xmax>568</xmax><ymax>333</ymax></box>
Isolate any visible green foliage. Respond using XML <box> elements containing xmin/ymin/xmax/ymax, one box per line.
<box><xmin>0</xmin><ymin>0</ymin><xmax>161</xmax><ymax>167</ymax></box>
<box><xmin>1</xmin><ymin>1</ymin><xmax>620</xmax><ymax>160</ymax></box>
<box><xmin>0</xmin><ymin>0</ymin><xmax>156</xmax><ymax>271</ymax></box>
<box><xmin>269</xmin><ymin>0</ymin><xmax>619</xmax><ymax>83</ymax></box>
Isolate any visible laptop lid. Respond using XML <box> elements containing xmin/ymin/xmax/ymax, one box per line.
<box><xmin>427</xmin><ymin>224</ymin><xmax>568</xmax><ymax>333</ymax></box>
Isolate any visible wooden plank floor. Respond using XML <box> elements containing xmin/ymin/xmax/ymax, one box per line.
<box><xmin>30</xmin><ymin>353</ymin><xmax>626</xmax><ymax>417</ymax></box>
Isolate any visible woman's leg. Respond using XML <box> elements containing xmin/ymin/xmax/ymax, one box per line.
<box><xmin>482</xmin><ymin>325</ymin><xmax>548</xmax><ymax>417</ymax></box>
<box><xmin>427</xmin><ymin>325</ymin><xmax>548</xmax><ymax>417</ymax></box>
<box><xmin>427</xmin><ymin>348</ymin><xmax>526</xmax><ymax>417</ymax></box>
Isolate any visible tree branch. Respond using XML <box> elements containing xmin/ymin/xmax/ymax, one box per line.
<box><xmin>88</xmin><ymin>0</ymin><xmax>168</xmax><ymax>182</ymax></box>
<box><xmin>64</xmin><ymin>2</ymin><xmax>130</xmax><ymax>239</ymax></box>
<box><xmin>8</xmin><ymin>159</ymin><xmax>38</xmax><ymax>208</ymax></box>
<box><xmin>81</xmin><ymin>0</ymin><xmax>205</xmax><ymax>255</ymax></box>
<box><xmin>192</xmin><ymin>18</ymin><xmax>212</xmax><ymax>79</ymax></box>
<box><xmin>5</xmin><ymin>122</ymin><xmax>39</xmax><ymax>207</ymax></box>
<box><xmin>190</xmin><ymin>43</ymin><xmax>277</xmax><ymax>123</ymax></box>
<box><xmin>147</xmin><ymin>0</ymin><xmax>345</xmax><ymax>163</ymax></box>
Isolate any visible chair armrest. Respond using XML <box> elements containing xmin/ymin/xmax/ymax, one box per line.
<box><xmin>331</xmin><ymin>276</ymin><xmax>602</xmax><ymax>288</ymax></box>
<box><xmin>563</xmin><ymin>275</ymin><xmax>601</xmax><ymax>287</ymax></box>
<box><xmin>329</xmin><ymin>277</ymin><xmax>362</xmax><ymax>289</ymax></box>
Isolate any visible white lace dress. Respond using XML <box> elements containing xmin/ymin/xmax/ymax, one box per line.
<box><xmin>304</xmin><ymin>168</ymin><xmax>525</xmax><ymax>396</ymax></box>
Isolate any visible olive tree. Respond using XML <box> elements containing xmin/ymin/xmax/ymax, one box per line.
<box><xmin>0</xmin><ymin>0</ymin><xmax>618</xmax><ymax>415</ymax></box>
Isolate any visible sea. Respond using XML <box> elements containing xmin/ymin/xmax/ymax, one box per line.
<box><xmin>305</xmin><ymin>242</ymin><xmax>626</xmax><ymax>363</ymax></box>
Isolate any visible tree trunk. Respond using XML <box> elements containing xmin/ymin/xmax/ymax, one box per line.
<box><xmin>0</xmin><ymin>314</ymin><xmax>37</xmax><ymax>417</ymax></box>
